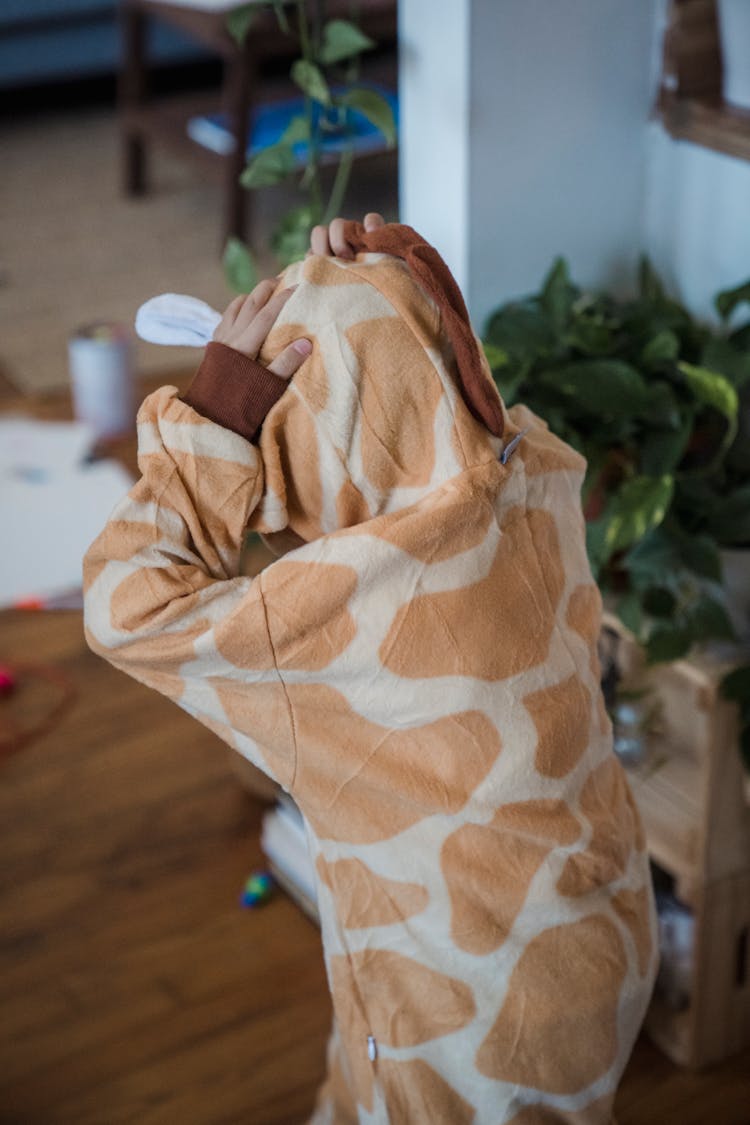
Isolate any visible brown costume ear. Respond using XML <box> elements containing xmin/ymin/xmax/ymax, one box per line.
<box><xmin>341</xmin><ymin>221</ymin><xmax>505</xmax><ymax>438</ymax></box>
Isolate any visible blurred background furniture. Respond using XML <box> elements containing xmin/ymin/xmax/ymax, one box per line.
<box><xmin>609</xmin><ymin>615</ymin><xmax>750</xmax><ymax>1069</ymax></box>
<box><xmin>0</xmin><ymin>0</ymin><xmax>204</xmax><ymax>91</ymax></box>
<box><xmin>119</xmin><ymin>0</ymin><xmax>398</xmax><ymax>243</ymax></box>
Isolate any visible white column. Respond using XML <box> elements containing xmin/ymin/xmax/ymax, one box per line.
<box><xmin>398</xmin><ymin>0</ymin><xmax>471</xmax><ymax>292</ymax></box>
<box><xmin>399</xmin><ymin>0</ymin><xmax>659</xmax><ymax>333</ymax></box>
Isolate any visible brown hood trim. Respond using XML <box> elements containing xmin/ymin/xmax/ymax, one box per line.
<box><xmin>342</xmin><ymin>221</ymin><xmax>505</xmax><ymax>438</ymax></box>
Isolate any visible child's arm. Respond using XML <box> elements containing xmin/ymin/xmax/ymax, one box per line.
<box><xmin>83</xmin><ymin>282</ymin><xmax>312</xmax><ymax>788</ymax></box>
<box><xmin>181</xmin><ymin>280</ymin><xmax>310</xmax><ymax>440</ymax></box>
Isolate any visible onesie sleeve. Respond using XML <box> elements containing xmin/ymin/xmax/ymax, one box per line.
<box><xmin>182</xmin><ymin>340</ymin><xmax>288</xmax><ymax>442</ymax></box>
<box><xmin>83</xmin><ymin>383</ymin><xmax>297</xmax><ymax>789</ymax></box>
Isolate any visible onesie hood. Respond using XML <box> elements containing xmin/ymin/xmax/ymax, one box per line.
<box><xmin>249</xmin><ymin>225</ymin><xmax>507</xmax><ymax>545</ymax></box>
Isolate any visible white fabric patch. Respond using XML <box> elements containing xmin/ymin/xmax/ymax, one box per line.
<box><xmin>135</xmin><ymin>293</ymin><xmax>222</xmax><ymax>347</ymax></box>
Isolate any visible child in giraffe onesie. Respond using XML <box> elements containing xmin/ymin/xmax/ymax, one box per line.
<box><xmin>84</xmin><ymin>215</ymin><xmax>658</xmax><ymax>1123</ymax></box>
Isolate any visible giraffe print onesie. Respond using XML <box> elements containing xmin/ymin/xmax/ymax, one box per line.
<box><xmin>84</xmin><ymin>223</ymin><xmax>658</xmax><ymax>1123</ymax></box>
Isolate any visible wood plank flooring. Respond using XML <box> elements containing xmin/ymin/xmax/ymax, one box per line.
<box><xmin>2</xmin><ymin>608</ymin><xmax>750</xmax><ymax>1124</ymax></box>
<box><xmin>0</xmin><ymin>608</ymin><xmax>331</xmax><ymax>1125</ymax></box>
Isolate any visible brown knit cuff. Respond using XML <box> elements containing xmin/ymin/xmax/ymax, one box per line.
<box><xmin>182</xmin><ymin>341</ymin><xmax>288</xmax><ymax>442</ymax></box>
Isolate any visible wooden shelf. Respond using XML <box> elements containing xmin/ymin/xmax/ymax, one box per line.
<box><xmin>605</xmin><ymin>612</ymin><xmax>750</xmax><ymax>1067</ymax></box>
<box><xmin>626</xmin><ymin>744</ymin><xmax>704</xmax><ymax>896</ymax></box>
<box><xmin>659</xmin><ymin>92</ymin><xmax>750</xmax><ymax>163</ymax></box>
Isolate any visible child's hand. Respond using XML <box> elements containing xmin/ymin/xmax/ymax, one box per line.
<box><xmin>213</xmin><ymin>280</ymin><xmax>312</xmax><ymax>378</ymax></box>
<box><xmin>309</xmin><ymin>212</ymin><xmax>385</xmax><ymax>260</ymax></box>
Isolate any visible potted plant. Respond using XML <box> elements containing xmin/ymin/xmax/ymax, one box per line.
<box><xmin>224</xmin><ymin>1</ymin><xmax>397</xmax><ymax>290</ymax></box>
<box><xmin>482</xmin><ymin>258</ymin><xmax>750</xmax><ymax>774</ymax></box>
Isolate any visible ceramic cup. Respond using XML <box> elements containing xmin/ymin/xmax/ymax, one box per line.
<box><xmin>68</xmin><ymin>322</ymin><xmax>134</xmax><ymax>440</ymax></box>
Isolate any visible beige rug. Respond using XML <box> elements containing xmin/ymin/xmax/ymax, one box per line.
<box><xmin>0</xmin><ymin>107</ymin><xmax>235</xmax><ymax>393</ymax></box>
<box><xmin>0</xmin><ymin>105</ymin><xmax>397</xmax><ymax>394</ymax></box>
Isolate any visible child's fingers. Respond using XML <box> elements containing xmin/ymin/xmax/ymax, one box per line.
<box><xmin>215</xmin><ymin>294</ymin><xmax>246</xmax><ymax>335</ymax></box>
<box><xmin>233</xmin><ymin>287</ymin><xmax>295</xmax><ymax>357</ymax></box>
<box><xmin>308</xmin><ymin>213</ymin><xmax>386</xmax><ymax>259</ymax></box>
<box><xmin>328</xmin><ymin>218</ymin><xmax>355</xmax><ymax>259</ymax></box>
<box><xmin>266</xmin><ymin>338</ymin><xmax>312</xmax><ymax>380</ymax></box>
<box><xmin>232</xmin><ymin>278</ymin><xmax>278</xmax><ymax>332</ymax></box>
<box><xmin>310</xmin><ymin>225</ymin><xmax>332</xmax><ymax>256</ymax></box>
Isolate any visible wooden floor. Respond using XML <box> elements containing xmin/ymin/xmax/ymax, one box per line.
<box><xmin>3</xmin><ymin>607</ymin><xmax>750</xmax><ymax>1123</ymax></box>
<box><xmin>0</xmin><ymin>607</ymin><xmax>331</xmax><ymax>1125</ymax></box>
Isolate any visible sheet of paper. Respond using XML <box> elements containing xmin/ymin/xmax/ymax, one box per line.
<box><xmin>0</xmin><ymin>460</ymin><xmax>133</xmax><ymax>608</ymax></box>
<box><xmin>0</xmin><ymin>416</ymin><xmax>95</xmax><ymax>475</ymax></box>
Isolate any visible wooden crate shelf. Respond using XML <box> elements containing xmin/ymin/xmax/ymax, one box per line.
<box><xmin>603</xmin><ymin>614</ymin><xmax>750</xmax><ymax>1067</ymax></box>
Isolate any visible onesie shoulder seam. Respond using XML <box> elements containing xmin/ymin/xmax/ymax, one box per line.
<box><xmin>258</xmin><ymin>567</ymin><xmax>299</xmax><ymax>792</ymax></box>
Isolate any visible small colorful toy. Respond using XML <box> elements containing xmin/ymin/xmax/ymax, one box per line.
<box><xmin>0</xmin><ymin>664</ymin><xmax>17</xmax><ymax>697</ymax></box>
<box><xmin>239</xmin><ymin>870</ymin><xmax>274</xmax><ymax>908</ymax></box>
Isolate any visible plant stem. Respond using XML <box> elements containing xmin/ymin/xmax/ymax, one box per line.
<box><xmin>296</xmin><ymin>0</ymin><xmax>323</xmax><ymax>223</ymax></box>
<box><xmin>324</xmin><ymin>145</ymin><xmax>354</xmax><ymax>223</ymax></box>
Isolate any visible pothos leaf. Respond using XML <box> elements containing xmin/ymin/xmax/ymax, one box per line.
<box><xmin>226</xmin><ymin>3</ymin><xmax>259</xmax><ymax>46</ymax></box>
<box><xmin>337</xmin><ymin>87</ymin><xmax>397</xmax><ymax>146</ymax></box>
<box><xmin>596</xmin><ymin>474</ymin><xmax>675</xmax><ymax>564</ymax></box>
<box><xmin>678</xmin><ymin>362</ymin><xmax>739</xmax><ymax>427</ymax></box>
<box><xmin>272</xmin><ymin>204</ymin><xmax>316</xmax><ymax>265</ymax></box>
<box><xmin>721</xmin><ymin>664</ymin><xmax>750</xmax><ymax>703</ymax></box>
<box><xmin>482</xmin><ymin>342</ymin><xmax>509</xmax><ymax>371</ymax></box>
<box><xmin>279</xmin><ymin>114</ymin><xmax>311</xmax><ymax>147</ymax></box>
<box><xmin>540</xmin><ymin>257</ymin><xmax>576</xmax><ymax>337</ymax></box>
<box><xmin>222</xmin><ymin>237</ymin><xmax>257</xmax><ymax>294</ymax></box>
<box><xmin>638</xmin><ymin>256</ymin><xmax>667</xmax><ymax>303</ymax></box>
<box><xmin>646</xmin><ymin>622</ymin><xmax>693</xmax><ymax>664</ymax></box>
<box><xmin>292</xmin><ymin>59</ymin><xmax>331</xmax><ymax>106</ymax></box>
<box><xmin>240</xmin><ymin>143</ymin><xmax>296</xmax><ymax>188</ymax></box>
<box><xmin>319</xmin><ymin>19</ymin><xmax>375</xmax><ymax>64</ymax></box>
<box><xmin>270</xmin><ymin>0</ymin><xmax>290</xmax><ymax>34</ymax></box>
<box><xmin>715</xmin><ymin>277</ymin><xmax>750</xmax><ymax>321</ymax></box>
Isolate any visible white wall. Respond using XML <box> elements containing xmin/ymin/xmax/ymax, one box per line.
<box><xmin>398</xmin><ymin>0</ymin><xmax>471</xmax><ymax>291</ymax></box>
<box><xmin>644</xmin><ymin>0</ymin><xmax>750</xmax><ymax>323</ymax></box>
<box><xmin>466</xmin><ymin>0</ymin><xmax>658</xmax><ymax>328</ymax></box>
<box><xmin>399</xmin><ymin>0</ymin><xmax>659</xmax><ymax>332</ymax></box>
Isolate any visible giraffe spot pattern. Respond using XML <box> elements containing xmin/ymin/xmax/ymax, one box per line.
<box><xmin>289</xmin><ymin>684</ymin><xmax>503</xmax><ymax>842</ymax></box>
<box><xmin>350</xmin><ymin>315</ymin><xmax>444</xmax><ymax>494</ymax></box>
<box><xmin>476</xmin><ymin>914</ymin><xmax>628</xmax><ymax>1093</ymax></box>
<box><xmin>316</xmin><ymin>856</ymin><xmax>429</xmax><ymax>929</ymax></box>
<box><xmin>336</xmin><ymin>478</ymin><xmax>372</xmax><ymax>529</ymax></box>
<box><xmin>83</xmin><ymin>249</ymin><xmax>657</xmax><ymax>1123</ymax></box>
<box><xmin>330</xmin><ymin>949</ymin><xmax>477</xmax><ymax>1049</ymax></box>
<box><xmin>352</xmin><ymin>463</ymin><xmax>497</xmax><ymax>563</ymax></box>
<box><xmin>211</xmin><ymin>680</ymin><xmax>296</xmax><ymax>789</ymax></box>
<box><xmin>261</xmin><ymin>560</ymin><xmax>358</xmax><ymax>672</ymax></box>
<box><xmin>557</xmin><ymin>757</ymin><xmax>645</xmax><ymax>898</ymax></box>
<box><xmin>510</xmin><ymin>404</ymin><xmax>587</xmax><ymax>477</ymax></box>
<box><xmin>442</xmin><ymin>800</ymin><xmax>582</xmax><ymax>954</ymax></box>
<box><xmin>379</xmin><ymin>506</ymin><xmax>566</xmax><ymax>680</ymax></box>
<box><xmin>255</xmin><ymin>392</ymin><xmax>324</xmax><ymax>540</ymax></box>
<box><xmin>612</xmin><ymin>885</ymin><xmax>654</xmax><ymax>977</ymax></box>
<box><xmin>524</xmin><ymin>674</ymin><xmax>593</xmax><ymax>778</ymax></box>
<box><xmin>377</xmin><ymin>1058</ymin><xmax>476</xmax><ymax>1124</ymax></box>
<box><xmin>567</xmin><ymin>582</ymin><xmax>606</xmax><ymax>689</ymax></box>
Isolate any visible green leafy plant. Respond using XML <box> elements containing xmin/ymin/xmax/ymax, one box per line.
<box><xmin>482</xmin><ymin>259</ymin><xmax>750</xmax><ymax>770</ymax></box>
<box><xmin>224</xmin><ymin>1</ymin><xmax>396</xmax><ymax>291</ymax></box>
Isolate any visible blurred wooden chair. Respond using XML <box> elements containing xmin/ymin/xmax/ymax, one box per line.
<box><xmin>119</xmin><ymin>0</ymin><xmax>397</xmax><ymax>244</ymax></box>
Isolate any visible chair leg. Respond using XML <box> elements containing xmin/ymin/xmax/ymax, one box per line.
<box><xmin>119</xmin><ymin>1</ymin><xmax>149</xmax><ymax>197</ymax></box>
